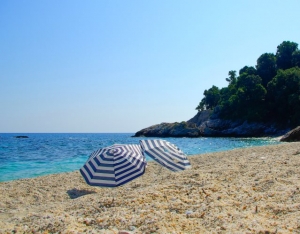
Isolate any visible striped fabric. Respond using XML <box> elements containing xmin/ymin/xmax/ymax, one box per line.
<box><xmin>80</xmin><ymin>144</ymin><xmax>146</xmax><ymax>187</ymax></box>
<box><xmin>140</xmin><ymin>139</ymin><xmax>191</xmax><ymax>172</ymax></box>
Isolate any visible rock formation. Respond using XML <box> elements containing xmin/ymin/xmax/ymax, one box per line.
<box><xmin>133</xmin><ymin>110</ymin><xmax>288</xmax><ymax>138</ymax></box>
<box><xmin>280</xmin><ymin>126</ymin><xmax>300</xmax><ymax>142</ymax></box>
<box><xmin>134</xmin><ymin>122</ymin><xmax>200</xmax><ymax>138</ymax></box>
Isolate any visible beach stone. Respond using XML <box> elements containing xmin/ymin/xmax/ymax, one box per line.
<box><xmin>280</xmin><ymin>126</ymin><xmax>300</xmax><ymax>142</ymax></box>
<box><xmin>186</xmin><ymin>210</ymin><xmax>193</xmax><ymax>215</ymax></box>
<box><xmin>118</xmin><ymin>231</ymin><xmax>132</xmax><ymax>234</ymax></box>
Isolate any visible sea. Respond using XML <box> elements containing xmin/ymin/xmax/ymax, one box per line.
<box><xmin>0</xmin><ymin>133</ymin><xmax>281</xmax><ymax>182</ymax></box>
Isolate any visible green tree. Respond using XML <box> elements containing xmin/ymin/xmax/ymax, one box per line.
<box><xmin>292</xmin><ymin>50</ymin><xmax>300</xmax><ymax>67</ymax></box>
<box><xmin>276</xmin><ymin>41</ymin><xmax>298</xmax><ymax>70</ymax></box>
<box><xmin>195</xmin><ymin>98</ymin><xmax>206</xmax><ymax>111</ymax></box>
<box><xmin>256</xmin><ymin>53</ymin><xmax>277</xmax><ymax>87</ymax></box>
<box><xmin>219</xmin><ymin>74</ymin><xmax>266</xmax><ymax>121</ymax></box>
<box><xmin>196</xmin><ymin>85</ymin><xmax>220</xmax><ymax>111</ymax></box>
<box><xmin>236</xmin><ymin>75</ymin><xmax>266</xmax><ymax>102</ymax></box>
<box><xmin>267</xmin><ymin>67</ymin><xmax>300</xmax><ymax>125</ymax></box>
<box><xmin>239</xmin><ymin>66</ymin><xmax>257</xmax><ymax>76</ymax></box>
<box><xmin>226</xmin><ymin>70</ymin><xmax>237</xmax><ymax>84</ymax></box>
<box><xmin>218</xmin><ymin>85</ymin><xmax>237</xmax><ymax>118</ymax></box>
<box><xmin>235</xmin><ymin>74</ymin><xmax>267</xmax><ymax>120</ymax></box>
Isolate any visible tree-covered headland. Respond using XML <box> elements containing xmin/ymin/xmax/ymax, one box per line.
<box><xmin>196</xmin><ymin>41</ymin><xmax>300</xmax><ymax>128</ymax></box>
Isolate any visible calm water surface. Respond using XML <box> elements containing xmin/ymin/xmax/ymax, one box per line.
<box><xmin>0</xmin><ymin>133</ymin><xmax>281</xmax><ymax>182</ymax></box>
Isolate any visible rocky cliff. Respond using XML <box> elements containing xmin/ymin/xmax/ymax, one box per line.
<box><xmin>133</xmin><ymin>110</ymin><xmax>288</xmax><ymax>137</ymax></box>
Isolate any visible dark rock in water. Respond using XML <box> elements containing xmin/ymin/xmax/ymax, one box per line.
<box><xmin>133</xmin><ymin>110</ymin><xmax>288</xmax><ymax>138</ymax></box>
<box><xmin>280</xmin><ymin>126</ymin><xmax>300</xmax><ymax>142</ymax></box>
<box><xmin>15</xmin><ymin>136</ymin><xmax>29</xmax><ymax>138</ymax></box>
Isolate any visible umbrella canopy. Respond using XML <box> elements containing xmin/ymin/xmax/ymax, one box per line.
<box><xmin>140</xmin><ymin>139</ymin><xmax>191</xmax><ymax>172</ymax></box>
<box><xmin>80</xmin><ymin>144</ymin><xmax>146</xmax><ymax>187</ymax></box>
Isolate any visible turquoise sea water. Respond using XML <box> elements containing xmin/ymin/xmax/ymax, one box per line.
<box><xmin>0</xmin><ymin>133</ymin><xmax>281</xmax><ymax>182</ymax></box>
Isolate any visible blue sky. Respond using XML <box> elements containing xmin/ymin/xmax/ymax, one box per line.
<box><xmin>1</xmin><ymin>0</ymin><xmax>300</xmax><ymax>133</ymax></box>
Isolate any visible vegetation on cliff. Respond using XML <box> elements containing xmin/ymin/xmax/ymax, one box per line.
<box><xmin>196</xmin><ymin>41</ymin><xmax>300</xmax><ymax>127</ymax></box>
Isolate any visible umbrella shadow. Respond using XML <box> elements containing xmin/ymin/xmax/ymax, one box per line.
<box><xmin>67</xmin><ymin>188</ymin><xmax>96</xmax><ymax>199</ymax></box>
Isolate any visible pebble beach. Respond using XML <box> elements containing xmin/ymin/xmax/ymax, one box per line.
<box><xmin>1</xmin><ymin>142</ymin><xmax>300</xmax><ymax>233</ymax></box>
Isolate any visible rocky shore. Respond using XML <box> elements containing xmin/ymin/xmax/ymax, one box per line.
<box><xmin>1</xmin><ymin>142</ymin><xmax>300</xmax><ymax>233</ymax></box>
<box><xmin>133</xmin><ymin>110</ymin><xmax>289</xmax><ymax>138</ymax></box>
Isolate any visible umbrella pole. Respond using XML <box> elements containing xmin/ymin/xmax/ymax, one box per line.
<box><xmin>112</xmin><ymin>188</ymin><xmax>117</xmax><ymax>207</ymax></box>
<box><xmin>112</xmin><ymin>190</ymin><xmax>115</xmax><ymax>205</ymax></box>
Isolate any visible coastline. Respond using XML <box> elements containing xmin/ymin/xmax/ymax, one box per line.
<box><xmin>1</xmin><ymin>142</ymin><xmax>300</xmax><ymax>233</ymax></box>
<box><xmin>0</xmin><ymin>134</ymin><xmax>282</xmax><ymax>182</ymax></box>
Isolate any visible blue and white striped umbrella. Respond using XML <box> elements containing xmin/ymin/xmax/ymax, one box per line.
<box><xmin>140</xmin><ymin>139</ymin><xmax>191</xmax><ymax>172</ymax></box>
<box><xmin>80</xmin><ymin>144</ymin><xmax>146</xmax><ymax>187</ymax></box>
